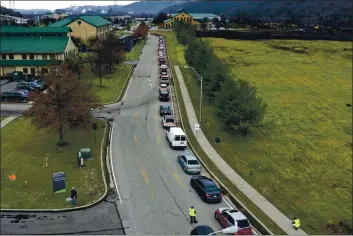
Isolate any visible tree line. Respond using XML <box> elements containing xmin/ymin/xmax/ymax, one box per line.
<box><xmin>173</xmin><ymin>22</ymin><xmax>267</xmax><ymax>136</ymax></box>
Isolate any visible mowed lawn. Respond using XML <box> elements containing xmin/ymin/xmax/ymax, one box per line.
<box><xmin>1</xmin><ymin>118</ymin><xmax>107</xmax><ymax>209</ymax></box>
<box><xmin>1</xmin><ymin>116</ymin><xmax>7</xmax><ymax>122</ymax></box>
<box><xmin>154</xmin><ymin>30</ymin><xmax>352</xmax><ymax>234</ymax></box>
<box><xmin>83</xmin><ymin>64</ymin><xmax>132</xmax><ymax>104</ymax></box>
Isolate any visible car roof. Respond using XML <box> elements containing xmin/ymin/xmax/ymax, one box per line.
<box><xmin>194</xmin><ymin>225</ymin><xmax>214</xmax><ymax>234</ymax></box>
<box><xmin>184</xmin><ymin>154</ymin><xmax>198</xmax><ymax>161</ymax></box>
<box><xmin>161</xmin><ymin>105</ymin><xmax>170</xmax><ymax>109</ymax></box>
<box><xmin>160</xmin><ymin>90</ymin><xmax>169</xmax><ymax>94</ymax></box>
<box><xmin>164</xmin><ymin>115</ymin><xmax>174</xmax><ymax>119</ymax></box>
<box><xmin>226</xmin><ymin>209</ymin><xmax>248</xmax><ymax>221</ymax></box>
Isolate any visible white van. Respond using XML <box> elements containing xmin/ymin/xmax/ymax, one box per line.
<box><xmin>166</xmin><ymin>127</ymin><xmax>187</xmax><ymax>149</ymax></box>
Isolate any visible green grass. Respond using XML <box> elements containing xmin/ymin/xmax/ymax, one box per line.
<box><xmin>1</xmin><ymin>117</ymin><xmax>107</xmax><ymax>209</ymax></box>
<box><xmin>151</xmin><ymin>30</ymin><xmax>286</xmax><ymax>235</ymax></box>
<box><xmin>83</xmin><ymin>64</ymin><xmax>133</xmax><ymax>104</ymax></box>
<box><xmin>116</xmin><ymin>30</ymin><xmax>131</xmax><ymax>37</ymax></box>
<box><xmin>125</xmin><ymin>39</ymin><xmax>146</xmax><ymax>61</ymax></box>
<box><xmin>1</xmin><ymin>116</ymin><xmax>7</xmax><ymax>122</ymax></box>
<box><xmin>154</xmin><ymin>30</ymin><xmax>352</xmax><ymax>234</ymax></box>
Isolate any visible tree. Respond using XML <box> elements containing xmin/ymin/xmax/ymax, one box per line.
<box><xmin>126</xmin><ymin>23</ymin><xmax>131</xmax><ymax>31</ymax></box>
<box><xmin>132</xmin><ymin>21</ymin><xmax>149</xmax><ymax>38</ymax></box>
<box><xmin>26</xmin><ymin>19</ymin><xmax>34</xmax><ymax>26</ymax></box>
<box><xmin>201</xmin><ymin>17</ymin><xmax>209</xmax><ymax>31</ymax></box>
<box><xmin>64</xmin><ymin>53</ymin><xmax>84</xmax><ymax>79</ymax></box>
<box><xmin>212</xmin><ymin>17</ymin><xmax>221</xmax><ymax>30</ymax></box>
<box><xmin>23</xmin><ymin>64</ymin><xmax>101</xmax><ymax>146</ymax></box>
<box><xmin>41</xmin><ymin>17</ymin><xmax>50</xmax><ymax>26</ymax></box>
<box><xmin>103</xmin><ymin>33</ymin><xmax>125</xmax><ymax>73</ymax></box>
<box><xmin>153</xmin><ymin>12</ymin><xmax>168</xmax><ymax>24</ymax></box>
<box><xmin>88</xmin><ymin>39</ymin><xmax>109</xmax><ymax>87</ymax></box>
<box><xmin>216</xmin><ymin>79</ymin><xmax>267</xmax><ymax>135</ymax></box>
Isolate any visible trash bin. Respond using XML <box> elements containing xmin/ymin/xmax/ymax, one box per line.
<box><xmin>80</xmin><ymin>148</ymin><xmax>91</xmax><ymax>159</ymax></box>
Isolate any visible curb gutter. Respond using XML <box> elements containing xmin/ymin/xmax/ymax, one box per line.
<box><xmin>103</xmin><ymin>65</ymin><xmax>135</xmax><ymax>105</ymax></box>
<box><xmin>160</xmin><ymin>33</ymin><xmax>274</xmax><ymax>235</ymax></box>
<box><xmin>1</xmin><ymin>120</ymin><xmax>109</xmax><ymax>212</ymax></box>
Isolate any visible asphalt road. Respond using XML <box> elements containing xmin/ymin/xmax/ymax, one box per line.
<box><xmin>111</xmin><ymin>35</ymin><xmax>232</xmax><ymax>235</ymax></box>
<box><xmin>0</xmin><ymin>201</ymin><xmax>124</xmax><ymax>235</ymax></box>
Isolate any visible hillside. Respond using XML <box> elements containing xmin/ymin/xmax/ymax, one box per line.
<box><xmin>0</xmin><ymin>6</ymin><xmax>22</xmax><ymax>16</ymax></box>
<box><xmin>117</xmin><ymin>1</ymin><xmax>184</xmax><ymax>14</ymax></box>
<box><xmin>160</xmin><ymin>0</ymin><xmax>352</xmax><ymax>24</ymax></box>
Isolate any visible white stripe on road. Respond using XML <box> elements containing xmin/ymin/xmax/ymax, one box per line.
<box><xmin>122</xmin><ymin>74</ymin><xmax>134</xmax><ymax>103</ymax></box>
<box><xmin>110</xmin><ymin>123</ymin><xmax>123</xmax><ymax>204</ymax></box>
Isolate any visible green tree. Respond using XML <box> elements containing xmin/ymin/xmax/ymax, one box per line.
<box><xmin>201</xmin><ymin>17</ymin><xmax>209</xmax><ymax>31</ymax></box>
<box><xmin>153</xmin><ymin>12</ymin><xmax>168</xmax><ymax>24</ymax></box>
<box><xmin>41</xmin><ymin>17</ymin><xmax>50</xmax><ymax>26</ymax></box>
<box><xmin>87</xmin><ymin>38</ymin><xmax>109</xmax><ymax>87</ymax></box>
<box><xmin>216</xmin><ymin>79</ymin><xmax>267</xmax><ymax>135</ymax></box>
<box><xmin>64</xmin><ymin>53</ymin><xmax>84</xmax><ymax>79</ymax></box>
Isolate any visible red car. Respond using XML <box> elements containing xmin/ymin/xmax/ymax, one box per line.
<box><xmin>215</xmin><ymin>208</ymin><xmax>253</xmax><ymax>235</ymax></box>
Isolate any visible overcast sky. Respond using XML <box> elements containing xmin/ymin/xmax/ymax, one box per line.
<box><xmin>2</xmin><ymin>1</ymin><xmax>137</xmax><ymax>10</ymax></box>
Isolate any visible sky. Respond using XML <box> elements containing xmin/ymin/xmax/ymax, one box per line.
<box><xmin>2</xmin><ymin>1</ymin><xmax>137</xmax><ymax>10</ymax></box>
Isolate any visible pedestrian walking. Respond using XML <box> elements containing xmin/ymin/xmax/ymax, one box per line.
<box><xmin>291</xmin><ymin>217</ymin><xmax>301</xmax><ymax>230</ymax></box>
<box><xmin>189</xmin><ymin>206</ymin><xmax>198</xmax><ymax>224</ymax></box>
<box><xmin>71</xmin><ymin>187</ymin><xmax>77</xmax><ymax>205</ymax></box>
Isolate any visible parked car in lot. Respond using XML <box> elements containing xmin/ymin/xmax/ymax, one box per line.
<box><xmin>166</xmin><ymin>127</ymin><xmax>187</xmax><ymax>149</ymax></box>
<box><xmin>15</xmin><ymin>84</ymin><xmax>36</xmax><ymax>92</ymax></box>
<box><xmin>159</xmin><ymin>105</ymin><xmax>172</xmax><ymax>116</ymax></box>
<box><xmin>0</xmin><ymin>91</ymin><xmax>28</xmax><ymax>102</ymax></box>
<box><xmin>215</xmin><ymin>208</ymin><xmax>253</xmax><ymax>235</ymax></box>
<box><xmin>190</xmin><ymin>225</ymin><xmax>214</xmax><ymax>235</ymax></box>
<box><xmin>190</xmin><ymin>175</ymin><xmax>222</xmax><ymax>203</ymax></box>
<box><xmin>159</xmin><ymin>90</ymin><xmax>170</xmax><ymax>101</ymax></box>
<box><xmin>162</xmin><ymin>115</ymin><xmax>176</xmax><ymax>129</ymax></box>
<box><xmin>160</xmin><ymin>78</ymin><xmax>170</xmax><ymax>86</ymax></box>
<box><xmin>177</xmin><ymin>154</ymin><xmax>201</xmax><ymax>174</ymax></box>
<box><xmin>160</xmin><ymin>71</ymin><xmax>168</xmax><ymax>76</ymax></box>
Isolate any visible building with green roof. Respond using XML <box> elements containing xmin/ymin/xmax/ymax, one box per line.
<box><xmin>0</xmin><ymin>26</ymin><xmax>77</xmax><ymax>77</ymax></box>
<box><xmin>48</xmin><ymin>15</ymin><xmax>112</xmax><ymax>41</ymax></box>
<box><xmin>161</xmin><ymin>9</ymin><xmax>219</xmax><ymax>29</ymax></box>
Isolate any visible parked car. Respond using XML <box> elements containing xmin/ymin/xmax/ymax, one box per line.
<box><xmin>160</xmin><ymin>64</ymin><xmax>168</xmax><ymax>72</ymax></box>
<box><xmin>159</xmin><ymin>90</ymin><xmax>170</xmax><ymax>101</ymax></box>
<box><xmin>161</xmin><ymin>71</ymin><xmax>168</xmax><ymax>76</ymax></box>
<box><xmin>162</xmin><ymin>115</ymin><xmax>176</xmax><ymax>129</ymax></box>
<box><xmin>190</xmin><ymin>175</ymin><xmax>222</xmax><ymax>203</ymax></box>
<box><xmin>0</xmin><ymin>91</ymin><xmax>28</xmax><ymax>102</ymax></box>
<box><xmin>15</xmin><ymin>84</ymin><xmax>35</xmax><ymax>92</ymax></box>
<box><xmin>215</xmin><ymin>208</ymin><xmax>253</xmax><ymax>235</ymax></box>
<box><xmin>177</xmin><ymin>154</ymin><xmax>201</xmax><ymax>174</ymax></box>
<box><xmin>160</xmin><ymin>78</ymin><xmax>170</xmax><ymax>86</ymax></box>
<box><xmin>190</xmin><ymin>225</ymin><xmax>214</xmax><ymax>235</ymax></box>
<box><xmin>159</xmin><ymin>105</ymin><xmax>172</xmax><ymax>116</ymax></box>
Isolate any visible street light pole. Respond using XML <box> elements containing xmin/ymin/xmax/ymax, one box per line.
<box><xmin>184</xmin><ymin>65</ymin><xmax>203</xmax><ymax>124</ymax></box>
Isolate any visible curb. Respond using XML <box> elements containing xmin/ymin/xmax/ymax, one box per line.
<box><xmin>159</xmin><ymin>33</ymin><xmax>274</xmax><ymax>235</ymax></box>
<box><xmin>1</xmin><ymin>120</ymin><xmax>109</xmax><ymax>212</ymax></box>
<box><xmin>103</xmin><ymin>65</ymin><xmax>135</xmax><ymax>106</ymax></box>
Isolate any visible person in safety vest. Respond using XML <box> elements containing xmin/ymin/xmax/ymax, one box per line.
<box><xmin>292</xmin><ymin>217</ymin><xmax>301</xmax><ymax>230</ymax></box>
<box><xmin>189</xmin><ymin>206</ymin><xmax>198</xmax><ymax>224</ymax></box>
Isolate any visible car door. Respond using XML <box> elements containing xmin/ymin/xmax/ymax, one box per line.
<box><xmin>12</xmin><ymin>91</ymin><xmax>23</xmax><ymax>100</ymax></box>
<box><xmin>180</xmin><ymin>155</ymin><xmax>187</xmax><ymax>168</ymax></box>
<box><xmin>220</xmin><ymin>211</ymin><xmax>230</xmax><ymax>228</ymax></box>
<box><xmin>226</xmin><ymin>215</ymin><xmax>235</xmax><ymax>227</ymax></box>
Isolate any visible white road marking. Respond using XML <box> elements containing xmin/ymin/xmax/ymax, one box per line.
<box><xmin>122</xmin><ymin>75</ymin><xmax>134</xmax><ymax>103</ymax></box>
<box><xmin>110</xmin><ymin>123</ymin><xmax>123</xmax><ymax>204</ymax></box>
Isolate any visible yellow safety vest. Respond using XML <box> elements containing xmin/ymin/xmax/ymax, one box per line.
<box><xmin>189</xmin><ymin>208</ymin><xmax>196</xmax><ymax>217</ymax></box>
<box><xmin>294</xmin><ymin>219</ymin><xmax>300</xmax><ymax>228</ymax></box>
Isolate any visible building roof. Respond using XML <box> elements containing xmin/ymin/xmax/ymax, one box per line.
<box><xmin>171</xmin><ymin>12</ymin><xmax>219</xmax><ymax>19</ymax></box>
<box><xmin>48</xmin><ymin>15</ymin><xmax>111</xmax><ymax>28</ymax></box>
<box><xmin>0</xmin><ymin>60</ymin><xmax>61</xmax><ymax>66</ymax></box>
<box><xmin>0</xmin><ymin>36</ymin><xmax>69</xmax><ymax>53</ymax></box>
<box><xmin>0</xmin><ymin>25</ymin><xmax>72</xmax><ymax>34</ymax></box>
<box><xmin>164</xmin><ymin>19</ymin><xmax>173</xmax><ymax>23</ymax></box>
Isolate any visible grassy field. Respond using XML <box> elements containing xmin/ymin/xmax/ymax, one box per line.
<box><xmin>1</xmin><ymin>117</ymin><xmax>107</xmax><ymax>209</ymax></box>
<box><xmin>154</xmin><ymin>30</ymin><xmax>352</xmax><ymax>234</ymax></box>
<box><xmin>83</xmin><ymin>64</ymin><xmax>133</xmax><ymax>104</ymax></box>
<box><xmin>125</xmin><ymin>39</ymin><xmax>146</xmax><ymax>61</ymax></box>
<box><xmin>1</xmin><ymin>116</ymin><xmax>7</xmax><ymax>122</ymax></box>
<box><xmin>151</xmin><ymin>30</ymin><xmax>286</xmax><ymax>235</ymax></box>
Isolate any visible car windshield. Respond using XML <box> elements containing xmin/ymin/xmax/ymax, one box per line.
<box><xmin>205</xmin><ymin>185</ymin><xmax>218</xmax><ymax>192</ymax></box>
<box><xmin>188</xmin><ymin>160</ymin><xmax>199</xmax><ymax>165</ymax></box>
<box><xmin>237</xmin><ymin>219</ymin><xmax>250</xmax><ymax>228</ymax></box>
<box><xmin>166</xmin><ymin>118</ymin><xmax>174</xmax><ymax>122</ymax></box>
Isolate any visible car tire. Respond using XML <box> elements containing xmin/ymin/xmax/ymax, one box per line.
<box><xmin>215</xmin><ymin>212</ymin><xmax>219</xmax><ymax>220</ymax></box>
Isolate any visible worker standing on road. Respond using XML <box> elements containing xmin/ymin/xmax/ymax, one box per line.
<box><xmin>292</xmin><ymin>217</ymin><xmax>301</xmax><ymax>230</ymax></box>
<box><xmin>189</xmin><ymin>206</ymin><xmax>198</xmax><ymax>224</ymax></box>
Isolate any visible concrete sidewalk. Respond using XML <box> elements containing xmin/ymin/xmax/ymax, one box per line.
<box><xmin>174</xmin><ymin>66</ymin><xmax>306</xmax><ymax>235</ymax></box>
<box><xmin>1</xmin><ymin>116</ymin><xmax>19</xmax><ymax>128</ymax></box>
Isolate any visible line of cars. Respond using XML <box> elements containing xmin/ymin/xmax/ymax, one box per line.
<box><xmin>155</xmin><ymin>36</ymin><xmax>254</xmax><ymax>235</ymax></box>
<box><xmin>0</xmin><ymin>79</ymin><xmax>45</xmax><ymax>102</ymax></box>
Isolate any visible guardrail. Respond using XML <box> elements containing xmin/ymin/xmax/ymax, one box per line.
<box><xmin>153</xmin><ymin>32</ymin><xmax>273</xmax><ymax>235</ymax></box>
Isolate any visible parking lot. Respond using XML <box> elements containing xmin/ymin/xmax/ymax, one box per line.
<box><xmin>0</xmin><ymin>81</ymin><xmax>21</xmax><ymax>93</ymax></box>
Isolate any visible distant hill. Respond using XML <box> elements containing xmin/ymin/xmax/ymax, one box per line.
<box><xmin>15</xmin><ymin>9</ymin><xmax>50</xmax><ymax>15</ymax></box>
<box><xmin>160</xmin><ymin>0</ymin><xmax>352</xmax><ymax>24</ymax></box>
<box><xmin>0</xmin><ymin>6</ymin><xmax>23</xmax><ymax>16</ymax></box>
<box><xmin>117</xmin><ymin>1</ymin><xmax>184</xmax><ymax>15</ymax></box>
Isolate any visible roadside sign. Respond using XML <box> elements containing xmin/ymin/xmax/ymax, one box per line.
<box><xmin>195</xmin><ymin>123</ymin><xmax>200</xmax><ymax>131</ymax></box>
